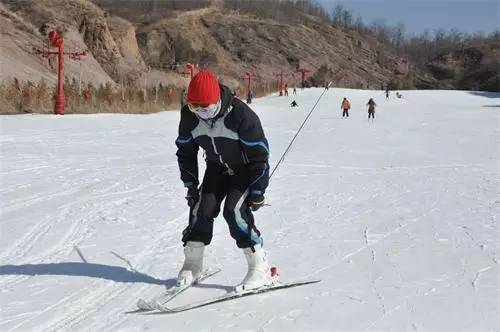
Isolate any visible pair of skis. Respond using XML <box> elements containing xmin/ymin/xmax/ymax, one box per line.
<box><xmin>133</xmin><ymin>268</ymin><xmax>222</xmax><ymax>313</ymax></box>
<box><xmin>132</xmin><ymin>269</ymin><xmax>320</xmax><ymax>313</ymax></box>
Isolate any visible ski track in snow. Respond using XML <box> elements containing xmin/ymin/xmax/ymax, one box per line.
<box><xmin>1</xmin><ymin>89</ymin><xmax>498</xmax><ymax>331</ymax></box>
<box><xmin>2</xmin><ymin>175</ymin><xmax>186</xmax><ymax>331</ymax></box>
<box><xmin>0</xmin><ymin>170</ymin><xmax>156</xmax><ymax>290</ymax></box>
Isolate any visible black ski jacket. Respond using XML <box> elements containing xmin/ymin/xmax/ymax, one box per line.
<box><xmin>176</xmin><ymin>85</ymin><xmax>269</xmax><ymax>195</ymax></box>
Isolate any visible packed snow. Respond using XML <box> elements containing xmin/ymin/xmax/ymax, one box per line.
<box><xmin>0</xmin><ymin>88</ymin><xmax>498</xmax><ymax>331</ymax></box>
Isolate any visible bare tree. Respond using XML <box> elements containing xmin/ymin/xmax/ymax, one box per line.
<box><xmin>331</xmin><ymin>4</ymin><xmax>344</xmax><ymax>27</ymax></box>
<box><xmin>392</xmin><ymin>23</ymin><xmax>406</xmax><ymax>53</ymax></box>
<box><xmin>341</xmin><ymin>9</ymin><xmax>353</xmax><ymax>28</ymax></box>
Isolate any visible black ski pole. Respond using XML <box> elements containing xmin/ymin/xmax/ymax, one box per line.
<box><xmin>270</xmin><ymin>81</ymin><xmax>331</xmax><ymax>180</ymax></box>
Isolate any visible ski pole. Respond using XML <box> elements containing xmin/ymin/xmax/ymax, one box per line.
<box><xmin>269</xmin><ymin>81</ymin><xmax>331</xmax><ymax>180</ymax></box>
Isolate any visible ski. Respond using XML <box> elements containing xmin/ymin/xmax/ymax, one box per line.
<box><xmin>133</xmin><ymin>268</ymin><xmax>221</xmax><ymax>312</ymax></box>
<box><xmin>152</xmin><ymin>279</ymin><xmax>321</xmax><ymax>313</ymax></box>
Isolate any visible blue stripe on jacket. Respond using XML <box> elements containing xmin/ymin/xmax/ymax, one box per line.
<box><xmin>239</xmin><ymin>138</ymin><xmax>269</xmax><ymax>153</ymax></box>
<box><xmin>249</xmin><ymin>163</ymin><xmax>268</xmax><ymax>188</ymax></box>
<box><xmin>176</xmin><ymin>136</ymin><xmax>193</xmax><ymax>144</ymax></box>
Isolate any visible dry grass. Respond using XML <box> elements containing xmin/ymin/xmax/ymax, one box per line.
<box><xmin>0</xmin><ymin>76</ymin><xmax>274</xmax><ymax>115</ymax></box>
<box><xmin>0</xmin><ymin>79</ymin><xmax>183</xmax><ymax>114</ymax></box>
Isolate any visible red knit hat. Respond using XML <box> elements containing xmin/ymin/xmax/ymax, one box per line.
<box><xmin>187</xmin><ymin>70</ymin><xmax>220</xmax><ymax>105</ymax></box>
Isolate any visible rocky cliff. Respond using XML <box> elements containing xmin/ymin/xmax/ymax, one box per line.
<box><xmin>426</xmin><ymin>43</ymin><xmax>500</xmax><ymax>91</ymax></box>
<box><xmin>1</xmin><ymin>0</ymin><xmax>435</xmax><ymax>91</ymax></box>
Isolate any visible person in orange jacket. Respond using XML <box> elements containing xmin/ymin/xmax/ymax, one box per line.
<box><xmin>341</xmin><ymin>97</ymin><xmax>351</xmax><ymax>118</ymax></box>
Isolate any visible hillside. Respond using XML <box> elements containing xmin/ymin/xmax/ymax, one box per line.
<box><xmin>0</xmin><ymin>1</ymin><xmax>114</xmax><ymax>86</ymax></box>
<box><xmin>134</xmin><ymin>7</ymin><xmax>434</xmax><ymax>89</ymax></box>
<box><xmin>0</xmin><ymin>0</ymin><xmax>435</xmax><ymax>93</ymax></box>
<box><xmin>426</xmin><ymin>41</ymin><xmax>500</xmax><ymax>92</ymax></box>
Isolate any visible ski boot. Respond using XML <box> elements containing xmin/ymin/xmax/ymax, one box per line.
<box><xmin>235</xmin><ymin>245</ymin><xmax>277</xmax><ymax>292</ymax></box>
<box><xmin>177</xmin><ymin>241</ymin><xmax>205</xmax><ymax>287</ymax></box>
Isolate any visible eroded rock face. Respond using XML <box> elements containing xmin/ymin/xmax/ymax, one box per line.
<box><xmin>107</xmin><ymin>16</ymin><xmax>145</xmax><ymax>68</ymax></box>
<box><xmin>426</xmin><ymin>46</ymin><xmax>499</xmax><ymax>91</ymax></box>
<box><xmin>0</xmin><ymin>1</ymin><xmax>115</xmax><ymax>86</ymax></box>
<box><xmin>79</xmin><ymin>15</ymin><xmax>122</xmax><ymax>79</ymax></box>
<box><xmin>2</xmin><ymin>0</ymin><xmax>128</xmax><ymax>83</ymax></box>
<box><xmin>134</xmin><ymin>9</ymin><xmax>427</xmax><ymax>89</ymax></box>
<box><xmin>136</xmin><ymin>27</ymin><xmax>176</xmax><ymax>69</ymax></box>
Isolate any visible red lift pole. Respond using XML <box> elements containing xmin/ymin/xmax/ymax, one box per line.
<box><xmin>185</xmin><ymin>63</ymin><xmax>196</xmax><ymax>79</ymax></box>
<box><xmin>34</xmin><ymin>29</ymin><xmax>87</xmax><ymax>115</ymax></box>
<box><xmin>240</xmin><ymin>71</ymin><xmax>256</xmax><ymax>96</ymax></box>
<box><xmin>177</xmin><ymin>63</ymin><xmax>198</xmax><ymax>80</ymax></box>
<box><xmin>273</xmin><ymin>70</ymin><xmax>293</xmax><ymax>96</ymax></box>
<box><xmin>273</xmin><ymin>71</ymin><xmax>284</xmax><ymax>96</ymax></box>
<box><xmin>296</xmin><ymin>67</ymin><xmax>311</xmax><ymax>89</ymax></box>
<box><xmin>176</xmin><ymin>63</ymin><xmax>198</xmax><ymax>107</ymax></box>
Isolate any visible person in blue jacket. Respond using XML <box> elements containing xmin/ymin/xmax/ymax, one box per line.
<box><xmin>175</xmin><ymin>70</ymin><xmax>273</xmax><ymax>291</ymax></box>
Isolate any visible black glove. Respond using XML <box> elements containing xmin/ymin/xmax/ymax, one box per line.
<box><xmin>246</xmin><ymin>193</ymin><xmax>265</xmax><ymax>212</ymax></box>
<box><xmin>185</xmin><ymin>186</ymin><xmax>199</xmax><ymax>208</ymax></box>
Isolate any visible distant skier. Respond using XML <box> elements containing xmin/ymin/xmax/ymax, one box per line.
<box><xmin>284</xmin><ymin>84</ymin><xmax>289</xmax><ymax>96</ymax></box>
<box><xmin>396</xmin><ymin>92</ymin><xmax>403</xmax><ymax>99</ymax></box>
<box><xmin>246</xmin><ymin>90</ymin><xmax>253</xmax><ymax>104</ymax></box>
<box><xmin>341</xmin><ymin>97</ymin><xmax>351</xmax><ymax>118</ymax></box>
<box><xmin>175</xmin><ymin>69</ymin><xmax>273</xmax><ymax>291</ymax></box>
<box><xmin>367</xmin><ymin>98</ymin><xmax>376</xmax><ymax>121</ymax></box>
<box><xmin>385</xmin><ymin>87</ymin><xmax>390</xmax><ymax>99</ymax></box>
<box><xmin>293</xmin><ymin>87</ymin><xmax>297</xmax><ymax>95</ymax></box>
<box><xmin>290</xmin><ymin>100</ymin><xmax>298</xmax><ymax>107</ymax></box>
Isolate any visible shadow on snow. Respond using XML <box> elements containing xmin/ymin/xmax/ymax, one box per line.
<box><xmin>468</xmin><ymin>91</ymin><xmax>500</xmax><ymax>99</ymax></box>
<box><xmin>0</xmin><ymin>262</ymin><xmax>176</xmax><ymax>286</ymax></box>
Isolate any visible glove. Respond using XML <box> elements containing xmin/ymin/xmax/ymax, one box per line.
<box><xmin>185</xmin><ymin>186</ymin><xmax>199</xmax><ymax>208</ymax></box>
<box><xmin>246</xmin><ymin>192</ymin><xmax>265</xmax><ymax>212</ymax></box>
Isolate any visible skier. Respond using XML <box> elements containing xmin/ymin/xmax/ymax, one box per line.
<box><xmin>175</xmin><ymin>69</ymin><xmax>272</xmax><ymax>291</ymax></box>
<box><xmin>367</xmin><ymin>98</ymin><xmax>376</xmax><ymax>121</ymax></box>
<box><xmin>290</xmin><ymin>100</ymin><xmax>298</xmax><ymax>107</ymax></box>
<box><xmin>293</xmin><ymin>87</ymin><xmax>297</xmax><ymax>95</ymax></box>
<box><xmin>385</xmin><ymin>86</ymin><xmax>390</xmax><ymax>99</ymax></box>
<box><xmin>341</xmin><ymin>97</ymin><xmax>350</xmax><ymax>118</ymax></box>
<box><xmin>246</xmin><ymin>90</ymin><xmax>253</xmax><ymax>104</ymax></box>
<box><xmin>284</xmin><ymin>84</ymin><xmax>289</xmax><ymax>96</ymax></box>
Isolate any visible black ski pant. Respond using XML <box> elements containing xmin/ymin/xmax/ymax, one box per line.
<box><xmin>342</xmin><ymin>109</ymin><xmax>349</xmax><ymax>117</ymax></box>
<box><xmin>181</xmin><ymin>162</ymin><xmax>262</xmax><ymax>248</ymax></box>
<box><xmin>368</xmin><ymin>111</ymin><xmax>375</xmax><ymax>119</ymax></box>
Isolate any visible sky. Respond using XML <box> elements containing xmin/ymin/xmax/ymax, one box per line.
<box><xmin>317</xmin><ymin>0</ymin><xmax>500</xmax><ymax>36</ymax></box>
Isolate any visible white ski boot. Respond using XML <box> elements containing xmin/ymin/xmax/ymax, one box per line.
<box><xmin>235</xmin><ymin>245</ymin><xmax>274</xmax><ymax>292</ymax></box>
<box><xmin>177</xmin><ymin>241</ymin><xmax>205</xmax><ymax>287</ymax></box>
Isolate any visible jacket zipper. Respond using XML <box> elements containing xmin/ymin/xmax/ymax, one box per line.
<box><xmin>210</xmin><ymin>136</ymin><xmax>234</xmax><ymax>175</ymax></box>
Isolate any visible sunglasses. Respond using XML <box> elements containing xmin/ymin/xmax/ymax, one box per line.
<box><xmin>188</xmin><ymin>102</ymin><xmax>218</xmax><ymax>113</ymax></box>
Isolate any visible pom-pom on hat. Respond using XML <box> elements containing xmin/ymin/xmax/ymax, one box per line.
<box><xmin>187</xmin><ymin>70</ymin><xmax>221</xmax><ymax>105</ymax></box>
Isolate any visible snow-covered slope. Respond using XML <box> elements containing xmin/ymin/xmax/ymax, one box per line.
<box><xmin>1</xmin><ymin>89</ymin><xmax>498</xmax><ymax>331</ymax></box>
